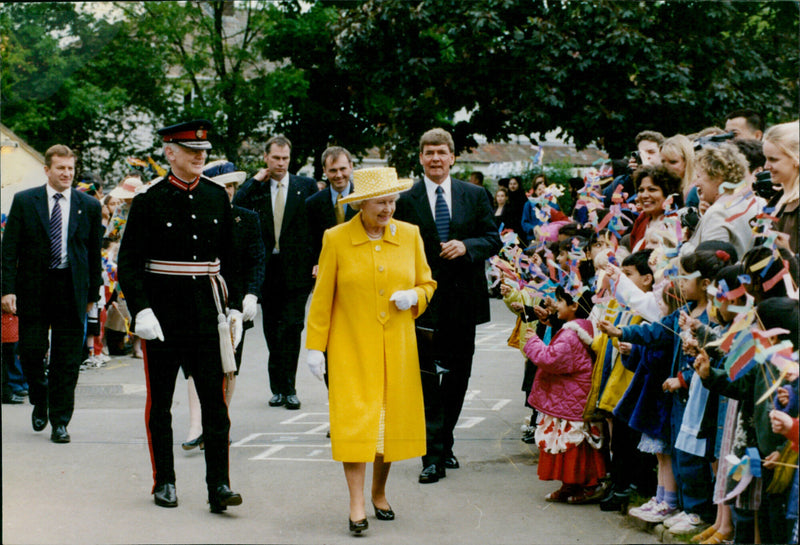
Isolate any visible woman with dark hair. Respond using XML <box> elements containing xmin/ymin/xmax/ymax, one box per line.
<box><xmin>492</xmin><ymin>186</ymin><xmax>514</xmax><ymax>231</ymax></box>
<box><xmin>498</xmin><ymin>177</ymin><xmax>526</xmax><ymax>235</ymax></box>
<box><xmin>628</xmin><ymin>166</ymin><xmax>681</xmax><ymax>251</ymax></box>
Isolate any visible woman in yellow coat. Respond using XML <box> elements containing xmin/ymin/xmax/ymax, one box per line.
<box><xmin>305</xmin><ymin>167</ymin><xmax>436</xmax><ymax>536</ymax></box>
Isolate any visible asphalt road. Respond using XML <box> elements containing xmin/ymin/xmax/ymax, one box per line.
<box><xmin>2</xmin><ymin>299</ymin><xmax>659</xmax><ymax>545</ymax></box>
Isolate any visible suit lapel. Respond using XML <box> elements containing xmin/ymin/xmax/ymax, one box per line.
<box><xmin>67</xmin><ymin>188</ymin><xmax>80</xmax><ymax>239</ymax></box>
<box><xmin>325</xmin><ymin>186</ymin><xmax>338</xmax><ymax>224</ymax></box>
<box><xmin>255</xmin><ymin>180</ymin><xmax>275</xmax><ymax>242</ymax></box>
<box><xmin>449</xmin><ymin>179</ymin><xmax>467</xmax><ymax>235</ymax></box>
<box><xmin>410</xmin><ymin>181</ymin><xmax>436</xmax><ymax>229</ymax></box>
<box><xmin>281</xmin><ymin>174</ymin><xmax>301</xmax><ymax>231</ymax></box>
<box><xmin>34</xmin><ymin>186</ymin><xmax>49</xmax><ymax>236</ymax></box>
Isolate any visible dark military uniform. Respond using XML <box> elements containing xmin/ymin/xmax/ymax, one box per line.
<box><xmin>118</xmin><ymin>172</ymin><xmax>241</xmax><ymax>494</ymax></box>
<box><xmin>230</xmin><ymin>204</ymin><xmax>265</xmax><ymax>371</ymax></box>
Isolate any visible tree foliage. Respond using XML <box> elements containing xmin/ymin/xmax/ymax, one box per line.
<box><xmin>1</xmin><ymin>2</ymin><xmax>168</xmax><ymax>178</ymax></box>
<box><xmin>2</xmin><ymin>1</ymin><xmax>797</xmax><ymax>181</ymax></box>
<box><xmin>332</xmin><ymin>0</ymin><xmax>799</xmax><ymax>172</ymax></box>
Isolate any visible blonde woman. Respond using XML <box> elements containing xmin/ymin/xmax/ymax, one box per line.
<box><xmin>680</xmin><ymin>143</ymin><xmax>761</xmax><ymax>259</ymax></box>
<box><xmin>660</xmin><ymin>135</ymin><xmax>696</xmax><ymax>206</ymax></box>
<box><xmin>763</xmin><ymin>121</ymin><xmax>799</xmax><ymax>254</ymax></box>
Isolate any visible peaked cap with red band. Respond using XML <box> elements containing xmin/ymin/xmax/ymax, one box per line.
<box><xmin>158</xmin><ymin>119</ymin><xmax>213</xmax><ymax>150</ymax></box>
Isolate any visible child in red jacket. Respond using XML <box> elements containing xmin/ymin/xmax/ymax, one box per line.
<box><xmin>524</xmin><ymin>286</ymin><xmax>605</xmax><ymax>504</ymax></box>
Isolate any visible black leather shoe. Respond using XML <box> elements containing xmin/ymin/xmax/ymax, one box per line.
<box><xmin>268</xmin><ymin>394</ymin><xmax>285</xmax><ymax>407</ymax></box>
<box><xmin>50</xmin><ymin>425</ymin><xmax>70</xmax><ymax>443</ymax></box>
<box><xmin>418</xmin><ymin>464</ymin><xmax>445</xmax><ymax>484</ymax></box>
<box><xmin>32</xmin><ymin>405</ymin><xmax>47</xmax><ymax>432</ymax></box>
<box><xmin>209</xmin><ymin>484</ymin><xmax>242</xmax><ymax>513</ymax></box>
<box><xmin>349</xmin><ymin>518</ymin><xmax>368</xmax><ymax>535</ymax></box>
<box><xmin>599</xmin><ymin>491</ymin><xmax>630</xmax><ymax>512</ymax></box>
<box><xmin>284</xmin><ymin>394</ymin><xmax>301</xmax><ymax>410</ymax></box>
<box><xmin>443</xmin><ymin>455</ymin><xmax>460</xmax><ymax>469</ymax></box>
<box><xmin>181</xmin><ymin>434</ymin><xmax>204</xmax><ymax>450</ymax></box>
<box><xmin>154</xmin><ymin>483</ymin><xmax>178</xmax><ymax>508</ymax></box>
<box><xmin>2</xmin><ymin>393</ymin><xmax>24</xmax><ymax>404</ymax></box>
<box><xmin>373</xmin><ymin>501</ymin><xmax>395</xmax><ymax>521</ymax></box>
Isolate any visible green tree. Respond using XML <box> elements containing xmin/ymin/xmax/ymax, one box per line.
<box><xmin>1</xmin><ymin>2</ymin><xmax>168</xmax><ymax>179</ymax></box>
<box><xmin>332</xmin><ymin>0</ymin><xmax>799</xmax><ymax>170</ymax></box>
<box><xmin>118</xmin><ymin>1</ymin><xmax>379</xmax><ymax>178</ymax></box>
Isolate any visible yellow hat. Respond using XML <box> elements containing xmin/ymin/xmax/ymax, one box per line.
<box><xmin>338</xmin><ymin>167</ymin><xmax>413</xmax><ymax>205</ymax></box>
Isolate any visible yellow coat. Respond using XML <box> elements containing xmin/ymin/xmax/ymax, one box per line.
<box><xmin>306</xmin><ymin>214</ymin><xmax>437</xmax><ymax>462</ymax></box>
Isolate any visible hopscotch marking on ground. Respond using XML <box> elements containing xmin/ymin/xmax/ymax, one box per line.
<box><xmin>235</xmin><ymin>413</ymin><xmax>336</xmax><ymax>462</ymax></box>
<box><xmin>237</xmin><ymin>392</ymin><xmax>512</xmax><ymax>461</ymax></box>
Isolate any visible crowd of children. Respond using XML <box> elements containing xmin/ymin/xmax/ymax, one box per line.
<box><xmin>490</xmin><ymin>120</ymin><xmax>799</xmax><ymax>544</ymax></box>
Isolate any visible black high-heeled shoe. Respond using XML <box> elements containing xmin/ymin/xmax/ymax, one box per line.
<box><xmin>181</xmin><ymin>434</ymin><xmax>203</xmax><ymax>451</ymax></box>
<box><xmin>373</xmin><ymin>501</ymin><xmax>395</xmax><ymax>521</ymax></box>
<box><xmin>349</xmin><ymin>518</ymin><xmax>368</xmax><ymax>535</ymax></box>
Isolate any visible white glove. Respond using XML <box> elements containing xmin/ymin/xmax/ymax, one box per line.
<box><xmin>134</xmin><ymin>308</ymin><xmax>164</xmax><ymax>341</ymax></box>
<box><xmin>228</xmin><ymin>309</ymin><xmax>243</xmax><ymax>349</ymax></box>
<box><xmin>242</xmin><ymin>294</ymin><xmax>258</xmax><ymax>322</ymax></box>
<box><xmin>307</xmin><ymin>350</ymin><xmax>326</xmax><ymax>381</ymax></box>
<box><xmin>390</xmin><ymin>289</ymin><xmax>418</xmax><ymax>311</ymax></box>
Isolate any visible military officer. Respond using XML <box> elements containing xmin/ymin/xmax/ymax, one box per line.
<box><xmin>117</xmin><ymin>120</ymin><xmax>244</xmax><ymax>513</ymax></box>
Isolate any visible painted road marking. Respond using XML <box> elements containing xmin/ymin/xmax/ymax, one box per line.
<box><xmin>238</xmin><ymin>392</ymin><xmax>511</xmax><ymax>461</ymax></box>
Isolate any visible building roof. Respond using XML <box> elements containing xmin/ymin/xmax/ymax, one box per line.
<box><xmin>360</xmin><ymin>141</ymin><xmax>608</xmax><ymax>168</ymax></box>
<box><xmin>458</xmin><ymin>141</ymin><xmax>608</xmax><ymax>167</ymax></box>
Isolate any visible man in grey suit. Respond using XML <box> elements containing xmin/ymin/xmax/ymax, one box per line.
<box><xmin>233</xmin><ymin>135</ymin><xmax>317</xmax><ymax>410</ymax></box>
<box><xmin>394</xmin><ymin>128</ymin><xmax>502</xmax><ymax>483</ymax></box>
<box><xmin>1</xmin><ymin>144</ymin><xmax>103</xmax><ymax>443</ymax></box>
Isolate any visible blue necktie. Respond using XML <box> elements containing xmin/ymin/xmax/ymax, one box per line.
<box><xmin>434</xmin><ymin>185</ymin><xmax>450</xmax><ymax>242</ymax></box>
<box><xmin>49</xmin><ymin>193</ymin><xmax>63</xmax><ymax>269</ymax></box>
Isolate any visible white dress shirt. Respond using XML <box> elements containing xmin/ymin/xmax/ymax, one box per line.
<box><xmin>424</xmin><ymin>176</ymin><xmax>452</xmax><ymax>220</ymax></box>
<box><xmin>270</xmin><ymin>173</ymin><xmax>290</xmax><ymax>210</ymax></box>
<box><xmin>45</xmin><ymin>184</ymin><xmax>70</xmax><ymax>268</ymax></box>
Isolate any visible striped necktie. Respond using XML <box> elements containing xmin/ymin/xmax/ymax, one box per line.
<box><xmin>434</xmin><ymin>185</ymin><xmax>450</xmax><ymax>242</ymax></box>
<box><xmin>334</xmin><ymin>192</ymin><xmax>345</xmax><ymax>224</ymax></box>
<box><xmin>49</xmin><ymin>193</ymin><xmax>63</xmax><ymax>269</ymax></box>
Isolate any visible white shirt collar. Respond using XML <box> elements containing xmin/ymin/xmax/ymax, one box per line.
<box><xmin>424</xmin><ymin>176</ymin><xmax>452</xmax><ymax>218</ymax></box>
<box><xmin>271</xmin><ymin>173</ymin><xmax>290</xmax><ymax>191</ymax></box>
<box><xmin>46</xmin><ymin>184</ymin><xmax>71</xmax><ymax>204</ymax></box>
<box><xmin>424</xmin><ymin>175</ymin><xmax>451</xmax><ymax>195</ymax></box>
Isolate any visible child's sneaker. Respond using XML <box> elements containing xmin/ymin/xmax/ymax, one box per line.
<box><xmin>663</xmin><ymin>510</ymin><xmax>689</xmax><ymax>528</ymax></box>
<box><xmin>628</xmin><ymin>497</ymin><xmax>657</xmax><ymax>519</ymax></box>
<box><xmin>668</xmin><ymin>513</ymin><xmax>707</xmax><ymax>535</ymax></box>
<box><xmin>638</xmin><ymin>502</ymin><xmax>678</xmax><ymax>523</ymax></box>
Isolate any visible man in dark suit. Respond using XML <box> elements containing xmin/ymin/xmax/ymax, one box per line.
<box><xmin>207</xmin><ymin>161</ymin><xmax>266</xmax><ymax>403</ymax></box>
<box><xmin>394</xmin><ymin>128</ymin><xmax>502</xmax><ymax>484</ymax></box>
<box><xmin>118</xmin><ymin>120</ymin><xmax>244</xmax><ymax>512</ymax></box>
<box><xmin>233</xmin><ymin>135</ymin><xmax>317</xmax><ymax>410</ymax></box>
<box><xmin>1</xmin><ymin>144</ymin><xmax>103</xmax><ymax>443</ymax></box>
<box><xmin>306</xmin><ymin>146</ymin><xmax>357</xmax><ymax>276</ymax></box>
